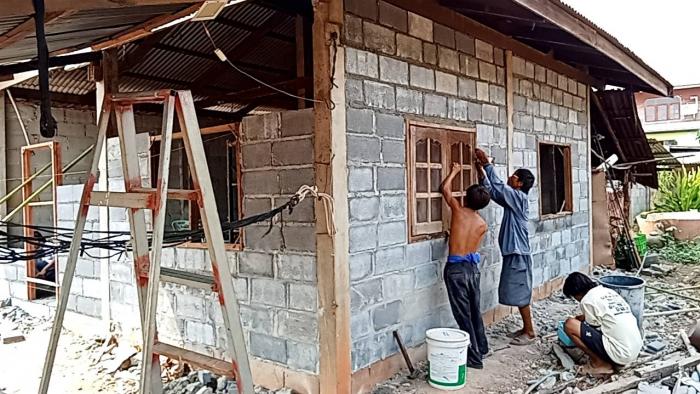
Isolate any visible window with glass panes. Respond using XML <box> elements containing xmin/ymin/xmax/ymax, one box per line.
<box><xmin>407</xmin><ymin>123</ymin><xmax>477</xmax><ymax>241</ymax></box>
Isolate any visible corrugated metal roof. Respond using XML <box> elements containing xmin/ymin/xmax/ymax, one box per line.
<box><xmin>0</xmin><ymin>4</ymin><xmax>191</xmax><ymax>65</ymax></box>
<box><xmin>595</xmin><ymin>90</ymin><xmax>658</xmax><ymax>188</ymax></box>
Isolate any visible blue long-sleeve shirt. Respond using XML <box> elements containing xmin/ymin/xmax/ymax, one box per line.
<box><xmin>480</xmin><ymin>164</ymin><xmax>531</xmax><ymax>256</ymax></box>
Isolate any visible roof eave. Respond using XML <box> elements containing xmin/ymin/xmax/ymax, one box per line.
<box><xmin>1</xmin><ymin>0</ymin><xmax>200</xmax><ymax>18</ymax></box>
<box><xmin>512</xmin><ymin>0</ymin><xmax>673</xmax><ymax>97</ymax></box>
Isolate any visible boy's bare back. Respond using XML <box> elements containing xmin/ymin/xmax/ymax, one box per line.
<box><xmin>449</xmin><ymin>206</ymin><xmax>487</xmax><ymax>255</ymax></box>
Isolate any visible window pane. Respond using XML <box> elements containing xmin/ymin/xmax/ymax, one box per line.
<box><xmin>658</xmin><ymin>105</ymin><xmax>668</xmax><ymax>121</ymax></box>
<box><xmin>430</xmin><ymin>169</ymin><xmax>442</xmax><ymax>192</ymax></box>
<box><xmin>645</xmin><ymin>106</ymin><xmax>656</xmax><ymax>122</ymax></box>
<box><xmin>539</xmin><ymin>144</ymin><xmax>570</xmax><ymax>215</ymax></box>
<box><xmin>416</xmin><ymin>168</ymin><xmax>428</xmax><ymax>192</ymax></box>
<box><xmin>430</xmin><ymin>140</ymin><xmax>442</xmax><ymax>163</ymax></box>
<box><xmin>430</xmin><ymin>198</ymin><xmax>442</xmax><ymax>221</ymax></box>
<box><xmin>463</xmin><ymin>170</ymin><xmax>471</xmax><ymax>186</ymax></box>
<box><xmin>416</xmin><ymin>199</ymin><xmax>428</xmax><ymax>223</ymax></box>
<box><xmin>451</xmin><ymin>143</ymin><xmax>461</xmax><ymax>165</ymax></box>
<box><xmin>416</xmin><ymin>139</ymin><xmax>428</xmax><ymax>163</ymax></box>
<box><xmin>670</xmin><ymin>103</ymin><xmax>680</xmax><ymax>120</ymax></box>
<box><xmin>462</xmin><ymin>143</ymin><xmax>472</xmax><ymax>164</ymax></box>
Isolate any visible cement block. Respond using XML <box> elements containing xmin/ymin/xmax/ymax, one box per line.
<box><xmin>241</xmin><ymin>142</ymin><xmax>272</xmax><ymax>169</ymax></box>
<box><xmin>279</xmin><ymin>167</ymin><xmax>314</xmax><ymax>194</ymax></box>
<box><xmin>377</xmin><ymin>167</ymin><xmax>405</xmax><ymax>190</ymax></box>
<box><xmin>409</xmin><ymin>65</ymin><xmax>435</xmax><ymax>90</ymax></box>
<box><xmin>288</xmin><ymin>283</ymin><xmax>317</xmax><ymax>312</ymax></box>
<box><xmin>382</xmin><ymin>139</ymin><xmax>405</xmax><ymax>164</ymax></box>
<box><xmin>490</xmin><ymin>85</ymin><xmax>506</xmax><ymax>105</ymax></box>
<box><xmin>436</xmin><ymin>71</ymin><xmax>458</xmax><ymax>95</ymax></box>
<box><xmin>348</xmin><ymin>135</ymin><xmax>381</xmax><ymax>164</ymax></box>
<box><xmin>250</xmin><ymin>333</ymin><xmax>287</xmax><ymax>364</ymax></box>
<box><xmin>379</xmin><ymin>1</ymin><xmax>407</xmax><ymax>32</ymax></box>
<box><xmin>76</xmin><ymin>296</ymin><xmax>101</xmax><ymax>317</ymax></box>
<box><xmin>364</xmin><ymin>80</ymin><xmax>396</xmax><ymax>110</ymax></box>
<box><xmin>176</xmin><ymin>293</ymin><xmax>206</xmax><ymax>320</ymax></box>
<box><xmin>240</xmin><ymin>305</ymin><xmax>274</xmax><ymax>333</ymax></box>
<box><xmin>382</xmin><ymin>271</ymin><xmax>414</xmax><ymax>299</ymax></box>
<box><xmin>423</xmin><ymin>43</ymin><xmax>437</xmax><ymax>65</ymax></box>
<box><xmin>434</xmin><ymin>24</ymin><xmax>455</xmax><ymax>48</ymax></box>
<box><xmin>349</xmin><ymin>223</ymin><xmax>378</xmax><ymax>253</ymax></box>
<box><xmin>458</xmin><ymin>78</ymin><xmax>477</xmax><ymax>100</ymax></box>
<box><xmin>415</xmin><ymin>263</ymin><xmax>439</xmax><ymax>288</ymax></box>
<box><xmin>380</xmin><ymin>194</ymin><xmax>406</xmax><ymax>220</ymax></box>
<box><xmin>348</xmin><ymin>166</ymin><xmax>374</xmax><ymax>193</ymax></box>
<box><xmin>467</xmin><ymin>102</ymin><xmax>482</xmax><ymax>122</ymax></box>
<box><xmin>238</xmin><ymin>252</ymin><xmax>274</xmax><ymax>277</ymax></box>
<box><xmin>378</xmin><ymin>220</ymin><xmax>407</xmax><ymax>247</ymax></box>
<box><xmin>376</xmin><ymin>113</ymin><xmax>405</xmax><ymax>139</ymax></box>
<box><xmin>476</xmin><ymin>81</ymin><xmax>489</xmax><ymax>102</ymax></box>
<box><xmin>351</xmin><ymin>311</ymin><xmax>372</xmax><ymax>339</ymax></box>
<box><xmin>363</xmin><ymin>21</ymin><xmax>396</xmax><ymax>55</ymax></box>
<box><xmin>482</xmin><ymin>104</ymin><xmax>499</xmax><ymax>125</ymax></box>
<box><xmin>475</xmin><ymin>39</ymin><xmax>493</xmax><ymax>62</ymax></box>
<box><xmin>375</xmin><ymin>245</ymin><xmax>406</xmax><ymax>274</ymax></box>
<box><xmin>372</xmin><ymin>300</ymin><xmax>402</xmax><ymax>330</ymax></box>
<box><xmin>455</xmin><ymin>31</ymin><xmax>475</xmax><ymax>55</ymax></box>
<box><xmin>408</xmin><ymin>12</ymin><xmax>433</xmax><ymax>42</ymax></box>
<box><xmin>479</xmin><ymin>61</ymin><xmax>497</xmax><ymax>83</ymax></box>
<box><xmin>350</xmin><ymin>252</ymin><xmax>373</xmax><ymax>282</ymax></box>
<box><xmin>272</xmin><ymin>139</ymin><xmax>314</xmax><ymax>166</ymax></box>
<box><xmin>352</xmin><ymin>278</ymin><xmax>384</xmax><ymax>310</ymax></box>
<box><xmin>277</xmin><ymin>254</ymin><xmax>315</xmax><ymax>282</ymax></box>
<box><xmin>244</xmin><ymin>225</ymin><xmax>282</xmax><ymax>251</ymax></box>
<box><xmin>280</xmin><ymin>109</ymin><xmax>314</xmax><ymax>137</ymax></box>
<box><xmin>242</xmin><ymin>113</ymin><xmax>279</xmax><ymax>142</ymax></box>
<box><xmin>448</xmin><ymin>98</ymin><xmax>469</xmax><ymax>121</ymax></box>
<box><xmin>287</xmin><ymin>341</ymin><xmax>318</xmax><ymax>373</ymax></box>
<box><xmin>251</xmin><ymin>278</ymin><xmax>286</xmax><ymax>307</ymax></box>
<box><xmin>346</xmin><ymin>78</ymin><xmax>364</xmax><ymax>107</ymax></box>
<box><xmin>347</xmin><ymin>108</ymin><xmax>374</xmax><ymax>134</ymax></box>
<box><xmin>349</xmin><ymin>196</ymin><xmax>380</xmax><ymax>222</ymax></box>
<box><xmin>244</xmin><ymin>197</ymin><xmax>272</xmax><ymax>215</ymax></box>
<box><xmin>438</xmin><ymin>47</ymin><xmax>459</xmax><ymax>73</ymax></box>
<box><xmin>424</xmin><ymin>94</ymin><xmax>447</xmax><ymax>118</ymax></box>
<box><xmin>396</xmin><ymin>34</ymin><xmax>422</xmax><ymax>62</ymax></box>
<box><xmin>284</xmin><ymin>226</ymin><xmax>316</xmax><ymax>252</ymax></box>
<box><xmin>396</xmin><ymin>87</ymin><xmax>423</xmax><ymax>115</ymax></box>
<box><xmin>379</xmin><ymin>56</ymin><xmax>409</xmax><ymax>85</ymax></box>
<box><xmin>407</xmin><ymin>241</ymin><xmax>431</xmax><ymax>266</ymax></box>
<box><xmin>242</xmin><ymin>170</ymin><xmax>278</xmax><ymax>195</ymax></box>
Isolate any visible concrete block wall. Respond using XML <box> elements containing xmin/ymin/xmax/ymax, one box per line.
<box><xmin>344</xmin><ymin>0</ymin><xmax>591</xmax><ymax>372</ymax></box>
<box><xmin>510</xmin><ymin>55</ymin><xmax>591</xmax><ymax>287</ymax></box>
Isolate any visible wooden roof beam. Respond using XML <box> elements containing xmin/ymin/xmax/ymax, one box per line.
<box><xmin>512</xmin><ymin>0</ymin><xmax>672</xmax><ymax>96</ymax></box>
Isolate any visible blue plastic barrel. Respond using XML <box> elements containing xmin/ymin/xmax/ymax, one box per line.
<box><xmin>598</xmin><ymin>275</ymin><xmax>645</xmax><ymax>334</ymax></box>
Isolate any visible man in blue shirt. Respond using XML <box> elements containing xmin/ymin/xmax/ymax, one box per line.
<box><xmin>475</xmin><ymin>148</ymin><xmax>537</xmax><ymax>345</ymax></box>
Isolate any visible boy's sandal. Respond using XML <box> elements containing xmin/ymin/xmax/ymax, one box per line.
<box><xmin>510</xmin><ymin>334</ymin><xmax>537</xmax><ymax>346</ymax></box>
<box><xmin>577</xmin><ymin>362</ymin><xmax>613</xmax><ymax>377</ymax></box>
<box><xmin>507</xmin><ymin>329</ymin><xmax>524</xmax><ymax>338</ymax></box>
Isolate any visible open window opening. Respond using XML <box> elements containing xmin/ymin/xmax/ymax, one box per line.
<box><xmin>539</xmin><ymin>142</ymin><xmax>573</xmax><ymax>216</ymax></box>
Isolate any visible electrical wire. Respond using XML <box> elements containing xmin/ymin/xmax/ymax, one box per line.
<box><xmin>200</xmin><ymin>22</ymin><xmax>323</xmax><ymax>105</ymax></box>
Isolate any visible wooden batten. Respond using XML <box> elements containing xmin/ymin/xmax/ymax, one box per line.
<box><xmin>505</xmin><ymin>50</ymin><xmax>515</xmax><ymax>174</ymax></box>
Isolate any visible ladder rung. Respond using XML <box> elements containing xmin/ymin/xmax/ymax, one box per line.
<box><xmin>89</xmin><ymin>191</ymin><xmax>153</xmax><ymax>209</ymax></box>
<box><xmin>160</xmin><ymin>267</ymin><xmax>214</xmax><ymax>290</ymax></box>
<box><xmin>153</xmin><ymin>342</ymin><xmax>234</xmax><ymax>378</ymax></box>
<box><xmin>110</xmin><ymin>89</ymin><xmax>173</xmax><ymax>104</ymax></box>
<box><xmin>132</xmin><ymin>187</ymin><xmax>199</xmax><ymax>201</ymax></box>
<box><xmin>28</xmin><ymin>201</ymin><xmax>53</xmax><ymax>207</ymax></box>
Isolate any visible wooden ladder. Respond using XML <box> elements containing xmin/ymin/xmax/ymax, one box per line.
<box><xmin>38</xmin><ymin>90</ymin><xmax>254</xmax><ymax>394</ymax></box>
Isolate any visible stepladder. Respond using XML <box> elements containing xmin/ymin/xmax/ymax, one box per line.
<box><xmin>39</xmin><ymin>89</ymin><xmax>254</xmax><ymax>394</ymax></box>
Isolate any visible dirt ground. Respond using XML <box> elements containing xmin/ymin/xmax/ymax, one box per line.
<box><xmin>2</xmin><ymin>263</ymin><xmax>699</xmax><ymax>394</ymax></box>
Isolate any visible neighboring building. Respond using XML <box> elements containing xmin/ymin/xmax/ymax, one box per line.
<box><xmin>0</xmin><ymin>1</ymin><xmax>671</xmax><ymax>393</ymax></box>
<box><xmin>637</xmin><ymin>84</ymin><xmax>700</xmax><ymax>165</ymax></box>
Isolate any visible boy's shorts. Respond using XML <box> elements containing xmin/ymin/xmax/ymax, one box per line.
<box><xmin>581</xmin><ymin>322</ymin><xmax>616</xmax><ymax>365</ymax></box>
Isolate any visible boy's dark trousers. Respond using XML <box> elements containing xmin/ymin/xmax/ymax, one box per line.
<box><xmin>444</xmin><ymin>261</ymin><xmax>489</xmax><ymax>367</ymax></box>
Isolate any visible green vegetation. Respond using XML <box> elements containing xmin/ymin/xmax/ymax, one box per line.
<box><xmin>649</xmin><ymin>233</ymin><xmax>700</xmax><ymax>265</ymax></box>
<box><xmin>653</xmin><ymin>167</ymin><xmax>700</xmax><ymax>212</ymax></box>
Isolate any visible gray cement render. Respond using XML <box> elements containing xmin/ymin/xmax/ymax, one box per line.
<box><xmin>345</xmin><ymin>0</ymin><xmax>591</xmax><ymax>372</ymax></box>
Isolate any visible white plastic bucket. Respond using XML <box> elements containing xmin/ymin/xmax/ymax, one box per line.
<box><xmin>426</xmin><ymin>328</ymin><xmax>470</xmax><ymax>391</ymax></box>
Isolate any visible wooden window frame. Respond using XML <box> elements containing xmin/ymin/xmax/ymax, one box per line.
<box><xmin>150</xmin><ymin>128</ymin><xmax>243</xmax><ymax>251</ymax></box>
<box><xmin>537</xmin><ymin>141</ymin><xmax>573</xmax><ymax>219</ymax></box>
<box><xmin>407</xmin><ymin>121</ymin><xmax>477</xmax><ymax>243</ymax></box>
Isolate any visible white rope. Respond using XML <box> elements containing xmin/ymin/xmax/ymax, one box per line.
<box><xmin>294</xmin><ymin>185</ymin><xmax>336</xmax><ymax>236</ymax></box>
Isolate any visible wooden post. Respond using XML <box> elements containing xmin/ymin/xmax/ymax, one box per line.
<box><xmin>505</xmin><ymin>50</ymin><xmax>514</xmax><ymax>174</ymax></box>
<box><xmin>295</xmin><ymin>15</ymin><xmax>306</xmax><ymax>109</ymax></box>
<box><xmin>96</xmin><ymin>48</ymin><xmax>118</xmax><ymax>327</ymax></box>
<box><xmin>586</xmin><ymin>87</ymin><xmax>593</xmax><ymax>270</ymax></box>
<box><xmin>0</xmin><ymin>91</ymin><xmax>6</xmax><ymax>224</ymax></box>
<box><xmin>313</xmin><ymin>1</ymin><xmax>351</xmax><ymax>393</ymax></box>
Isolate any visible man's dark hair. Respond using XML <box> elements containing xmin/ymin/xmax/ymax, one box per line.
<box><xmin>465</xmin><ymin>185</ymin><xmax>490</xmax><ymax>210</ymax></box>
<box><xmin>563</xmin><ymin>272</ymin><xmax>598</xmax><ymax>299</ymax></box>
<box><xmin>514</xmin><ymin>168</ymin><xmax>535</xmax><ymax>194</ymax></box>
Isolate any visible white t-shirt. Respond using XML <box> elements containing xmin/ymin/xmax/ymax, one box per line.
<box><xmin>580</xmin><ymin>286</ymin><xmax>643</xmax><ymax>365</ymax></box>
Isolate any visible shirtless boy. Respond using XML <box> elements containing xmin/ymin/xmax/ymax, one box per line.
<box><xmin>441</xmin><ymin>163</ymin><xmax>492</xmax><ymax>369</ymax></box>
